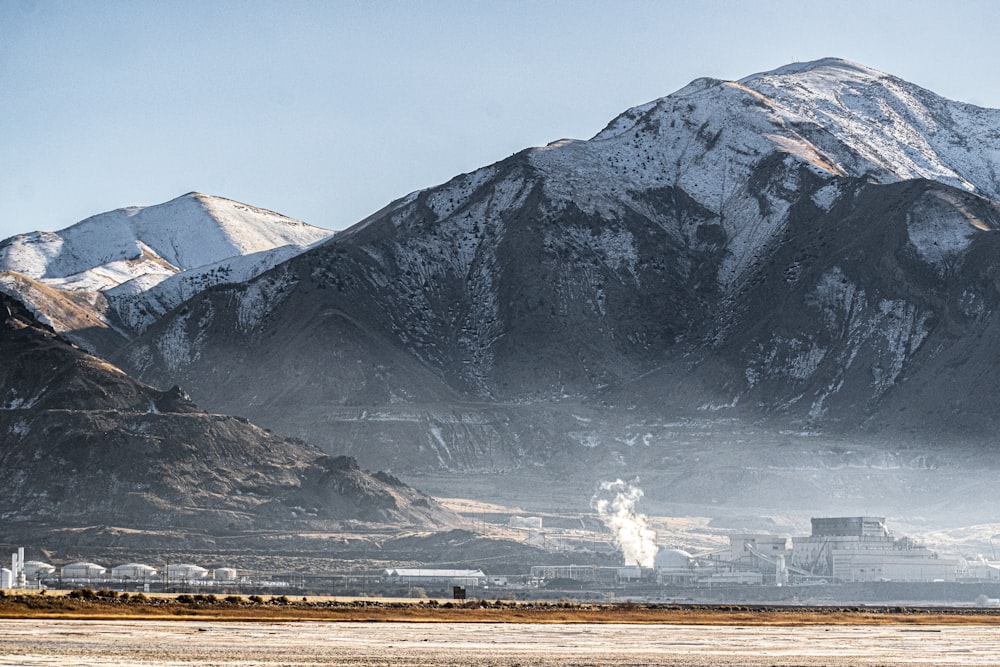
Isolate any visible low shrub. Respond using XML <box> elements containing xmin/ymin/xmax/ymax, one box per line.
<box><xmin>67</xmin><ymin>588</ymin><xmax>97</xmax><ymax>600</ymax></box>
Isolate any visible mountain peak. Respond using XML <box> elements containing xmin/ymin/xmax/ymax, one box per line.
<box><xmin>747</xmin><ymin>57</ymin><xmax>883</xmax><ymax>80</ymax></box>
<box><xmin>0</xmin><ymin>192</ymin><xmax>331</xmax><ymax>287</ymax></box>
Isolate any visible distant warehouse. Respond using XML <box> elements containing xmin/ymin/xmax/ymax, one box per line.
<box><xmin>383</xmin><ymin>569</ymin><xmax>485</xmax><ymax>588</ymax></box>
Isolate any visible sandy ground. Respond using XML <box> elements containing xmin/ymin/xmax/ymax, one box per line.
<box><xmin>2</xmin><ymin>620</ymin><xmax>1000</xmax><ymax>666</ymax></box>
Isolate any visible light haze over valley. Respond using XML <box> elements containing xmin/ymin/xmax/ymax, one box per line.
<box><xmin>4</xmin><ymin>2</ymin><xmax>1000</xmax><ymax>614</ymax></box>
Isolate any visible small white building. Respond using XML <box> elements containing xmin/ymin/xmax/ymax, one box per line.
<box><xmin>616</xmin><ymin>565</ymin><xmax>643</xmax><ymax>581</ymax></box>
<box><xmin>529</xmin><ymin>564</ymin><xmax>598</xmax><ymax>582</ymax></box>
<box><xmin>699</xmin><ymin>571</ymin><xmax>764</xmax><ymax>586</ymax></box>
<box><xmin>832</xmin><ymin>552</ymin><xmax>958</xmax><ymax>582</ymax></box>
<box><xmin>958</xmin><ymin>559</ymin><xmax>1000</xmax><ymax>582</ymax></box>
<box><xmin>654</xmin><ymin>548</ymin><xmax>697</xmax><ymax>585</ymax></box>
<box><xmin>1</xmin><ymin>568</ymin><xmax>12</xmax><ymax>589</ymax></box>
<box><xmin>62</xmin><ymin>562</ymin><xmax>106</xmax><ymax>581</ymax></box>
<box><xmin>213</xmin><ymin>568</ymin><xmax>238</xmax><ymax>583</ymax></box>
<box><xmin>110</xmin><ymin>563</ymin><xmax>158</xmax><ymax>582</ymax></box>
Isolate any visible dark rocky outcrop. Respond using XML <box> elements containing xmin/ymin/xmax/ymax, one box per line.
<box><xmin>0</xmin><ymin>292</ymin><xmax>459</xmax><ymax>547</ymax></box>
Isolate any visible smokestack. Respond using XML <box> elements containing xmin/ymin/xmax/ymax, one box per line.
<box><xmin>591</xmin><ymin>479</ymin><xmax>659</xmax><ymax>567</ymax></box>
<box><xmin>13</xmin><ymin>547</ymin><xmax>24</xmax><ymax>588</ymax></box>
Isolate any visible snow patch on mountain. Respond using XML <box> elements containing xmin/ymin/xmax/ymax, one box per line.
<box><xmin>236</xmin><ymin>269</ymin><xmax>296</xmax><ymax>333</ymax></box>
<box><xmin>109</xmin><ymin>244</ymin><xmax>309</xmax><ymax>332</ymax></box>
<box><xmin>804</xmin><ymin>267</ymin><xmax>930</xmax><ymax>418</ymax></box>
<box><xmin>425</xmin><ymin>167</ymin><xmax>499</xmax><ymax>220</ymax></box>
<box><xmin>561</xmin><ymin>226</ymin><xmax>639</xmax><ymax>281</ymax></box>
<box><xmin>746</xmin><ymin>336</ymin><xmax>828</xmax><ymax>387</ymax></box>
<box><xmin>1</xmin><ymin>388</ymin><xmax>38</xmax><ymax>410</ymax></box>
<box><xmin>811</xmin><ymin>183</ymin><xmax>841</xmax><ymax>211</ymax></box>
<box><xmin>155</xmin><ymin>310</ymin><xmax>197</xmax><ymax>372</ymax></box>
<box><xmin>905</xmin><ymin>188</ymin><xmax>1000</xmax><ymax>275</ymax></box>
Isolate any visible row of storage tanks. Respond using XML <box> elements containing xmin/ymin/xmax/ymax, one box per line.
<box><xmin>12</xmin><ymin>560</ymin><xmax>239</xmax><ymax>584</ymax></box>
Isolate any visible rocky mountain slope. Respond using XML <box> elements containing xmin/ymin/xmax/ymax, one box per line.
<box><xmin>6</xmin><ymin>59</ymin><xmax>1000</xmax><ymax>520</ymax></box>
<box><xmin>89</xmin><ymin>59</ymin><xmax>1000</xmax><ymax>481</ymax></box>
<box><xmin>0</xmin><ymin>291</ymin><xmax>457</xmax><ymax>546</ymax></box>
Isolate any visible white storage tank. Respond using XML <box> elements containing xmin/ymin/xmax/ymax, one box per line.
<box><xmin>1</xmin><ymin>567</ymin><xmax>12</xmax><ymax>589</ymax></box>
<box><xmin>22</xmin><ymin>561</ymin><xmax>56</xmax><ymax>580</ymax></box>
<box><xmin>111</xmin><ymin>563</ymin><xmax>158</xmax><ymax>581</ymax></box>
<box><xmin>213</xmin><ymin>567</ymin><xmax>238</xmax><ymax>583</ymax></box>
<box><xmin>61</xmin><ymin>562</ymin><xmax>106</xmax><ymax>580</ymax></box>
<box><xmin>165</xmin><ymin>564</ymin><xmax>209</xmax><ymax>583</ymax></box>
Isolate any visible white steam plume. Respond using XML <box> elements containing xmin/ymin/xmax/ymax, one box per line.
<box><xmin>591</xmin><ymin>479</ymin><xmax>659</xmax><ymax>567</ymax></box>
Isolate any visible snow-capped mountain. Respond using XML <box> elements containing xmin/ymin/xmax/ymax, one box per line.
<box><xmin>10</xmin><ymin>60</ymin><xmax>1000</xmax><ymax>515</ymax></box>
<box><xmin>0</xmin><ymin>192</ymin><xmax>331</xmax><ymax>345</ymax></box>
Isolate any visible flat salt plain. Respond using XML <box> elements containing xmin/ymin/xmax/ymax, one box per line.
<box><xmin>2</xmin><ymin>620</ymin><xmax>999</xmax><ymax>666</ymax></box>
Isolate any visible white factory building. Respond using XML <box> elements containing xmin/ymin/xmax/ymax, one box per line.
<box><xmin>790</xmin><ymin>517</ymin><xmax>960</xmax><ymax>583</ymax></box>
<box><xmin>832</xmin><ymin>551</ymin><xmax>957</xmax><ymax>582</ymax></box>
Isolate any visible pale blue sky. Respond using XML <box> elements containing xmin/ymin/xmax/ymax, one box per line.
<box><xmin>2</xmin><ymin>0</ymin><xmax>999</xmax><ymax>237</ymax></box>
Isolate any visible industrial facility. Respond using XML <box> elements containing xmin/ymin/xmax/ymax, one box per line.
<box><xmin>655</xmin><ymin>516</ymin><xmax>971</xmax><ymax>586</ymax></box>
<box><xmin>526</xmin><ymin>516</ymin><xmax>1000</xmax><ymax>592</ymax></box>
<box><xmin>2</xmin><ymin>552</ymin><xmax>246</xmax><ymax>592</ymax></box>
<box><xmin>3</xmin><ymin>517</ymin><xmax>999</xmax><ymax>600</ymax></box>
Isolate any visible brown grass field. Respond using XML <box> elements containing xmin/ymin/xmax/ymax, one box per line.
<box><xmin>2</xmin><ymin>591</ymin><xmax>1000</xmax><ymax>625</ymax></box>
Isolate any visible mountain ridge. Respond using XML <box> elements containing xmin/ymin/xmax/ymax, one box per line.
<box><xmin>7</xmin><ymin>59</ymin><xmax>1000</xmax><ymax>504</ymax></box>
<box><xmin>0</xmin><ymin>192</ymin><xmax>332</xmax><ymax>349</ymax></box>
<box><xmin>0</xmin><ymin>291</ymin><xmax>459</xmax><ymax>546</ymax></box>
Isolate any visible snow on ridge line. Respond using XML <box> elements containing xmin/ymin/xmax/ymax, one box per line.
<box><xmin>529</xmin><ymin>57</ymin><xmax>1000</xmax><ymax>217</ymax></box>
<box><xmin>106</xmin><ymin>243</ymin><xmax>311</xmax><ymax>333</ymax></box>
<box><xmin>0</xmin><ymin>192</ymin><xmax>332</xmax><ymax>293</ymax></box>
<box><xmin>741</xmin><ymin>57</ymin><xmax>882</xmax><ymax>82</ymax></box>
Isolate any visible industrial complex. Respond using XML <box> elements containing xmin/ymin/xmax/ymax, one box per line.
<box><xmin>3</xmin><ymin>517</ymin><xmax>999</xmax><ymax>600</ymax></box>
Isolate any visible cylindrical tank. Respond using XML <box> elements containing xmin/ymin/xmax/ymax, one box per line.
<box><xmin>111</xmin><ymin>563</ymin><xmax>158</xmax><ymax>581</ymax></box>
<box><xmin>61</xmin><ymin>562</ymin><xmax>106</xmax><ymax>580</ymax></box>
<box><xmin>1</xmin><ymin>567</ymin><xmax>12</xmax><ymax>589</ymax></box>
<box><xmin>165</xmin><ymin>564</ymin><xmax>209</xmax><ymax>583</ymax></box>
<box><xmin>22</xmin><ymin>561</ymin><xmax>56</xmax><ymax>580</ymax></box>
<box><xmin>213</xmin><ymin>567</ymin><xmax>238</xmax><ymax>582</ymax></box>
